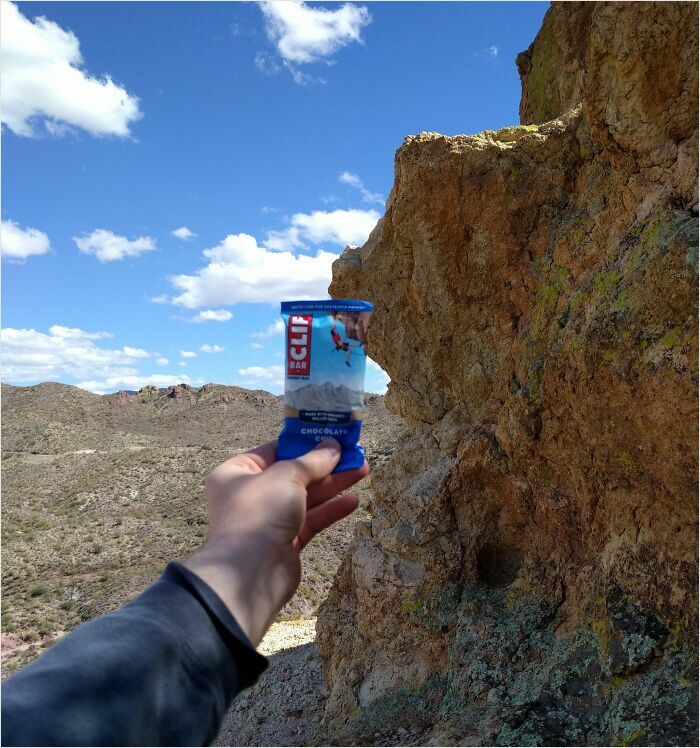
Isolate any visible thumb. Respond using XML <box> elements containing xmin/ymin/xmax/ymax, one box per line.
<box><xmin>273</xmin><ymin>438</ymin><xmax>342</xmax><ymax>487</ymax></box>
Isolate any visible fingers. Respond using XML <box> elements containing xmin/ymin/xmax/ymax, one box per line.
<box><xmin>241</xmin><ymin>441</ymin><xmax>278</xmax><ymax>470</ymax></box>
<box><xmin>297</xmin><ymin>493</ymin><xmax>360</xmax><ymax>549</ymax></box>
<box><xmin>270</xmin><ymin>439</ymin><xmax>342</xmax><ymax>486</ymax></box>
<box><xmin>306</xmin><ymin>460</ymin><xmax>369</xmax><ymax>508</ymax></box>
<box><xmin>213</xmin><ymin>441</ymin><xmax>278</xmax><ymax>478</ymax></box>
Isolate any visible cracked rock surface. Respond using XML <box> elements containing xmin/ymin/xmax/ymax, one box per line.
<box><xmin>317</xmin><ymin>3</ymin><xmax>698</xmax><ymax>746</ymax></box>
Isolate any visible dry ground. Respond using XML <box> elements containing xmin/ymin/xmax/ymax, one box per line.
<box><xmin>1</xmin><ymin>382</ymin><xmax>405</xmax><ymax>676</ymax></box>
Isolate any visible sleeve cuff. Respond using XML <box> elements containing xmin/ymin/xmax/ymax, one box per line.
<box><xmin>164</xmin><ymin>561</ymin><xmax>268</xmax><ymax>688</ymax></box>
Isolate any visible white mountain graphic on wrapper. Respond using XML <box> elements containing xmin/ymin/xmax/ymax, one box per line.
<box><xmin>285</xmin><ymin>381</ymin><xmax>364</xmax><ymax>412</ymax></box>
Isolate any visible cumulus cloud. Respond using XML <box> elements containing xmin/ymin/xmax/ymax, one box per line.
<box><xmin>162</xmin><ymin>205</ymin><xmax>379</xmax><ymax>311</ymax></box>
<box><xmin>156</xmin><ymin>357</ymin><xmax>170</xmax><ymax>366</ymax></box>
<box><xmin>1</xmin><ymin>2</ymin><xmax>141</xmax><ymax>138</ymax></box>
<box><xmin>250</xmin><ymin>342</ymin><xmax>264</xmax><ymax>350</ymax></box>
<box><xmin>489</xmin><ymin>45</ymin><xmax>499</xmax><ymax>57</ymax></box>
<box><xmin>237</xmin><ymin>364</ymin><xmax>285</xmax><ymax>390</ymax></box>
<box><xmin>170</xmin><ymin>233</ymin><xmax>338</xmax><ymax>308</ymax></box>
<box><xmin>171</xmin><ymin>226</ymin><xmax>197</xmax><ymax>241</ymax></box>
<box><xmin>251</xmin><ymin>319</ymin><xmax>285</xmax><ymax>338</ymax></box>
<box><xmin>74</xmin><ymin>229</ymin><xmax>156</xmax><ymax>262</ymax></box>
<box><xmin>187</xmin><ymin>309</ymin><xmax>234</xmax><ymax>323</ymax></box>
<box><xmin>76</xmin><ymin>373</ymin><xmax>194</xmax><ymax>395</ymax></box>
<box><xmin>48</xmin><ymin>325</ymin><xmax>112</xmax><ymax>340</ymax></box>
<box><xmin>199</xmin><ymin>344</ymin><xmax>224</xmax><ymax>353</ymax></box>
<box><xmin>264</xmin><ymin>208</ymin><xmax>379</xmax><ymax>252</ymax></box>
<box><xmin>259</xmin><ymin>1</ymin><xmax>371</xmax><ymax>66</ymax></box>
<box><xmin>180</xmin><ymin>350</ymin><xmax>197</xmax><ymax>358</ymax></box>
<box><xmin>1</xmin><ymin>325</ymin><xmax>153</xmax><ymax>384</ymax></box>
<box><xmin>338</xmin><ymin>172</ymin><xmax>384</xmax><ymax>206</ymax></box>
<box><xmin>1</xmin><ymin>219</ymin><xmax>51</xmax><ymax>259</ymax></box>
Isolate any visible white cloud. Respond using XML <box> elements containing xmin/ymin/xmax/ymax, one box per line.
<box><xmin>1</xmin><ymin>219</ymin><xmax>51</xmax><ymax>259</ymax></box>
<box><xmin>170</xmin><ymin>232</ymin><xmax>337</xmax><ymax>308</ymax></box>
<box><xmin>163</xmin><ymin>206</ymin><xmax>378</xmax><ymax>310</ymax></box>
<box><xmin>74</xmin><ymin>229</ymin><xmax>156</xmax><ymax>262</ymax></box>
<box><xmin>284</xmin><ymin>62</ymin><xmax>318</xmax><ymax>86</ymax></box>
<box><xmin>122</xmin><ymin>346</ymin><xmax>149</xmax><ymax>358</ymax></box>
<box><xmin>180</xmin><ymin>350</ymin><xmax>197</xmax><ymax>358</ymax></box>
<box><xmin>237</xmin><ymin>364</ymin><xmax>285</xmax><ymax>390</ymax></box>
<box><xmin>171</xmin><ymin>226</ymin><xmax>197</xmax><ymax>241</ymax></box>
<box><xmin>254</xmin><ymin>51</ymin><xmax>281</xmax><ymax>75</ymax></box>
<box><xmin>48</xmin><ymin>325</ymin><xmax>112</xmax><ymax>340</ymax></box>
<box><xmin>250</xmin><ymin>342</ymin><xmax>264</xmax><ymax>349</ymax></box>
<box><xmin>150</xmin><ymin>294</ymin><xmax>169</xmax><ymax>304</ymax></box>
<box><xmin>156</xmin><ymin>357</ymin><xmax>169</xmax><ymax>366</ymax></box>
<box><xmin>251</xmin><ymin>319</ymin><xmax>285</xmax><ymax>338</ymax></box>
<box><xmin>199</xmin><ymin>344</ymin><xmax>224</xmax><ymax>353</ymax></box>
<box><xmin>264</xmin><ymin>208</ymin><xmax>379</xmax><ymax>252</ymax></box>
<box><xmin>178</xmin><ymin>361</ymin><xmax>187</xmax><ymax>367</ymax></box>
<box><xmin>187</xmin><ymin>309</ymin><xmax>234</xmax><ymax>323</ymax></box>
<box><xmin>489</xmin><ymin>45</ymin><xmax>499</xmax><ymax>57</ymax></box>
<box><xmin>1</xmin><ymin>2</ymin><xmax>141</xmax><ymax>138</ymax></box>
<box><xmin>76</xmin><ymin>373</ymin><xmax>193</xmax><ymax>395</ymax></box>
<box><xmin>1</xmin><ymin>325</ymin><xmax>152</xmax><ymax>384</ymax></box>
<box><xmin>259</xmin><ymin>1</ymin><xmax>371</xmax><ymax>65</ymax></box>
<box><xmin>338</xmin><ymin>172</ymin><xmax>384</xmax><ymax>206</ymax></box>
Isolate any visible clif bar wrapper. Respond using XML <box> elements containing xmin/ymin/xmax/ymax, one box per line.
<box><xmin>277</xmin><ymin>299</ymin><xmax>374</xmax><ymax>473</ymax></box>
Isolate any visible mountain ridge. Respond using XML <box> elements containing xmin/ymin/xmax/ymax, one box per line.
<box><xmin>2</xmin><ymin>380</ymin><xmax>405</xmax><ymax>675</ymax></box>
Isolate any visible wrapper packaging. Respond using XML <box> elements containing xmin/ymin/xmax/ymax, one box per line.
<box><xmin>277</xmin><ymin>299</ymin><xmax>374</xmax><ymax>472</ymax></box>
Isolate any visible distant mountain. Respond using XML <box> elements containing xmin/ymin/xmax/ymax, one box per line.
<box><xmin>1</xmin><ymin>381</ymin><xmax>406</xmax><ymax>674</ymax></box>
<box><xmin>285</xmin><ymin>381</ymin><xmax>364</xmax><ymax>412</ymax></box>
<box><xmin>1</xmin><ymin>381</ymin><xmax>282</xmax><ymax>454</ymax></box>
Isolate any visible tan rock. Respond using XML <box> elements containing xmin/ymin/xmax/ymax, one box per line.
<box><xmin>319</xmin><ymin>2</ymin><xmax>698</xmax><ymax>745</ymax></box>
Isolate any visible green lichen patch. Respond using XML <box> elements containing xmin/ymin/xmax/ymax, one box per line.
<box><xmin>344</xmin><ymin>582</ymin><xmax>697</xmax><ymax>746</ymax></box>
<box><xmin>659</xmin><ymin>327</ymin><xmax>681</xmax><ymax>349</ymax></box>
<box><xmin>524</xmin><ymin>20</ymin><xmax>559</xmax><ymax>123</ymax></box>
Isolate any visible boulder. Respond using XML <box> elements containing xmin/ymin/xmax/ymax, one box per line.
<box><xmin>318</xmin><ymin>3</ymin><xmax>698</xmax><ymax>745</ymax></box>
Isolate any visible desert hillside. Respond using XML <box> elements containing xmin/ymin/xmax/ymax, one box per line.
<box><xmin>1</xmin><ymin>381</ymin><xmax>405</xmax><ymax>674</ymax></box>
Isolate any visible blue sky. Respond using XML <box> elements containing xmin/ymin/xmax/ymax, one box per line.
<box><xmin>1</xmin><ymin>1</ymin><xmax>547</xmax><ymax>395</ymax></box>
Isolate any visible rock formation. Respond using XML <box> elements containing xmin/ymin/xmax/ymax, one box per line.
<box><xmin>317</xmin><ymin>3</ymin><xmax>698</xmax><ymax>745</ymax></box>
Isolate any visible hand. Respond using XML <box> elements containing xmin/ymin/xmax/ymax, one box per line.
<box><xmin>184</xmin><ymin>439</ymin><xmax>368</xmax><ymax>646</ymax></box>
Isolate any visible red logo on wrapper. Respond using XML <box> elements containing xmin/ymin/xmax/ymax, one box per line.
<box><xmin>287</xmin><ymin>314</ymin><xmax>312</xmax><ymax>376</ymax></box>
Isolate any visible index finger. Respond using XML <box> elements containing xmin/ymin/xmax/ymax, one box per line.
<box><xmin>218</xmin><ymin>440</ymin><xmax>278</xmax><ymax>475</ymax></box>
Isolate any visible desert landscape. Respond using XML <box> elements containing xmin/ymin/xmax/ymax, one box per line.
<box><xmin>2</xmin><ymin>1</ymin><xmax>698</xmax><ymax>747</ymax></box>
<box><xmin>1</xmin><ymin>383</ymin><xmax>404</xmax><ymax>675</ymax></box>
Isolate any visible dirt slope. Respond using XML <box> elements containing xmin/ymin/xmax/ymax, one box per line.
<box><xmin>2</xmin><ymin>382</ymin><xmax>405</xmax><ymax>674</ymax></box>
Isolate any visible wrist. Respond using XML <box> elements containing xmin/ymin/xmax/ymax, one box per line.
<box><xmin>183</xmin><ymin>534</ymin><xmax>279</xmax><ymax>647</ymax></box>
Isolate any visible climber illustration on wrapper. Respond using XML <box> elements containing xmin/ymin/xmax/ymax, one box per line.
<box><xmin>330</xmin><ymin>313</ymin><xmax>366</xmax><ymax>367</ymax></box>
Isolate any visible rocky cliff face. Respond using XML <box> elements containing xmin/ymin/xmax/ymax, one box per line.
<box><xmin>317</xmin><ymin>3</ymin><xmax>698</xmax><ymax>745</ymax></box>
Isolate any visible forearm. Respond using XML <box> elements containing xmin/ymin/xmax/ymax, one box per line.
<box><xmin>1</xmin><ymin>563</ymin><xmax>267</xmax><ymax>747</ymax></box>
<box><xmin>184</xmin><ymin>533</ymin><xmax>293</xmax><ymax>647</ymax></box>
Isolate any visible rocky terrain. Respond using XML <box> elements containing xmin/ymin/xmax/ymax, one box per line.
<box><xmin>1</xmin><ymin>381</ymin><xmax>405</xmax><ymax>676</ymax></box>
<box><xmin>318</xmin><ymin>3</ymin><xmax>698</xmax><ymax>746</ymax></box>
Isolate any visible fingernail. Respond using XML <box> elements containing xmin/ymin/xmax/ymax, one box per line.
<box><xmin>318</xmin><ymin>437</ymin><xmax>341</xmax><ymax>451</ymax></box>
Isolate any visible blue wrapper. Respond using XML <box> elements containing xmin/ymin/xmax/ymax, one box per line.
<box><xmin>276</xmin><ymin>299</ymin><xmax>374</xmax><ymax>472</ymax></box>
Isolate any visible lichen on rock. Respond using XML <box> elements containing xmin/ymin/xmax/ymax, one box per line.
<box><xmin>317</xmin><ymin>3</ymin><xmax>698</xmax><ymax>745</ymax></box>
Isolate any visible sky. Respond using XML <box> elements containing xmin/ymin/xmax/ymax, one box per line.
<box><xmin>1</xmin><ymin>0</ymin><xmax>548</xmax><ymax>395</ymax></box>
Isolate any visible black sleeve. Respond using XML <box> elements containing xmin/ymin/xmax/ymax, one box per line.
<box><xmin>1</xmin><ymin>561</ymin><xmax>268</xmax><ymax>747</ymax></box>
